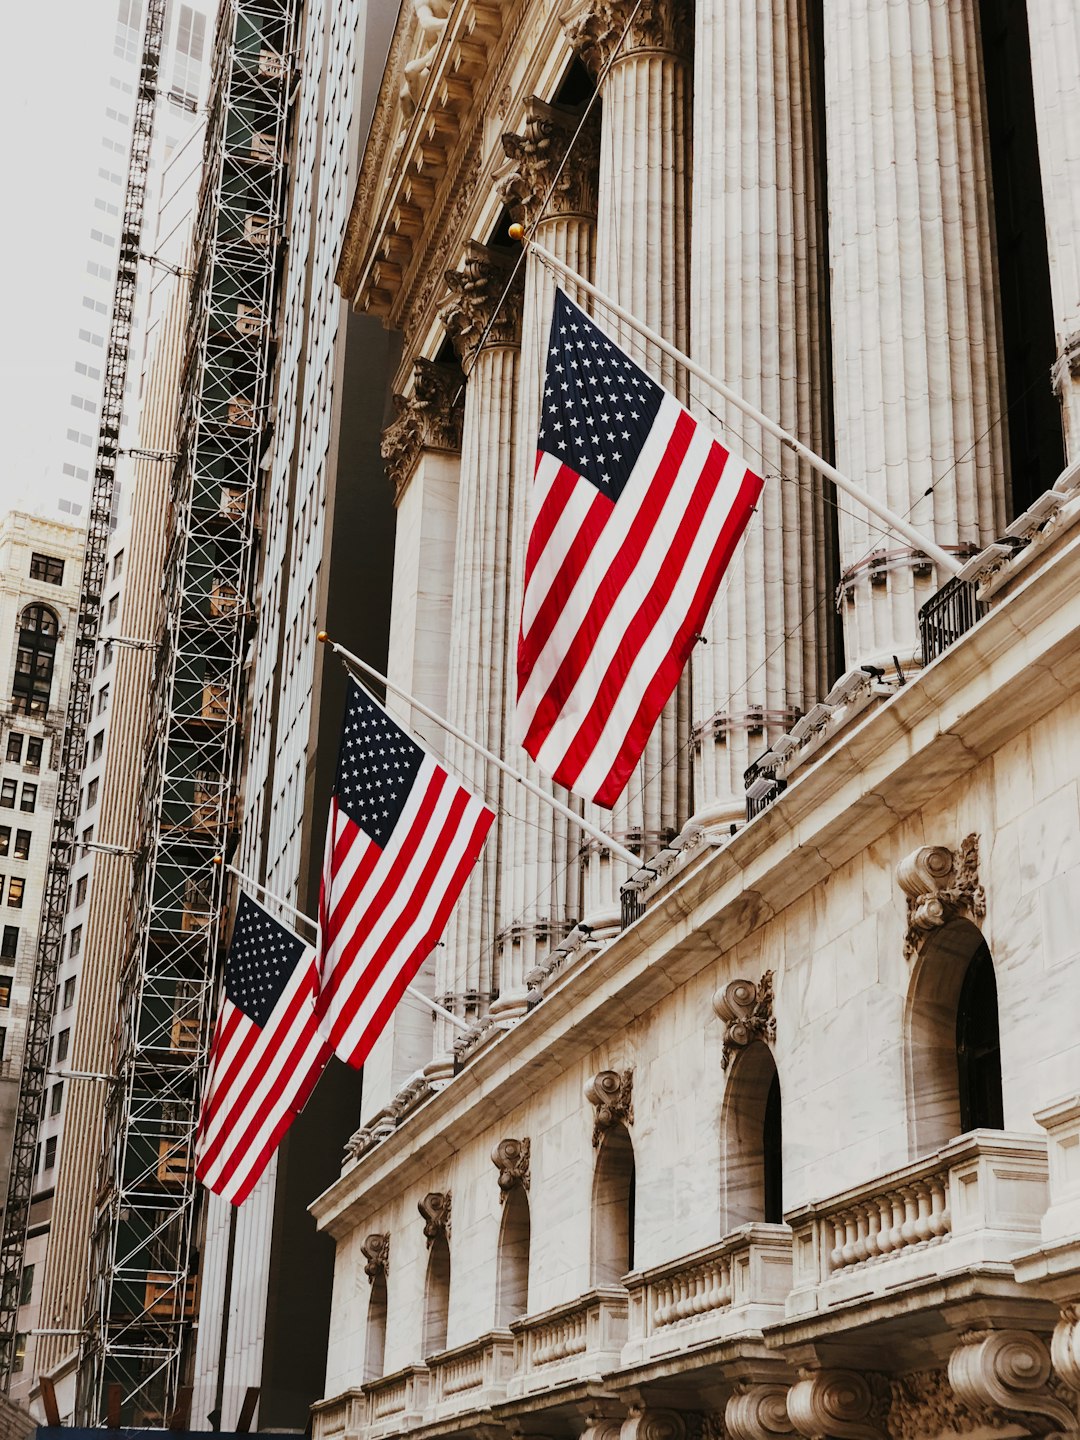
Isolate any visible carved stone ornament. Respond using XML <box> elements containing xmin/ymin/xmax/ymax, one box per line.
<box><xmin>397</xmin><ymin>0</ymin><xmax>453</xmax><ymax>122</ymax></box>
<box><xmin>498</xmin><ymin>97</ymin><xmax>601</xmax><ymax>228</ymax></box>
<box><xmin>896</xmin><ymin>834</ymin><xmax>987</xmax><ymax>961</ymax></box>
<box><xmin>725</xmin><ymin>1383</ymin><xmax>795</xmax><ymax>1440</ymax></box>
<box><xmin>1052</xmin><ymin>1305</ymin><xmax>1080</xmax><ymax>1391</ymax></box>
<box><xmin>381</xmin><ymin>358</ymin><xmax>464</xmax><ymax>495</ymax></box>
<box><xmin>620</xmin><ymin>1407</ymin><xmax>686</xmax><ymax>1440</ymax></box>
<box><xmin>418</xmin><ymin>1190</ymin><xmax>451</xmax><ymax>1247</ymax></box>
<box><xmin>885</xmin><ymin>1367</ymin><xmax>1010</xmax><ymax>1439</ymax></box>
<box><xmin>787</xmin><ymin>1369</ymin><xmax>889</xmax><ymax>1440</ymax></box>
<box><xmin>360</xmin><ymin>1232</ymin><xmax>390</xmax><ymax>1282</ymax></box>
<box><xmin>561</xmin><ymin>0</ymin><xmax>692</xmax><ymax>75</ymax></box>
<box><xmin>947</xmin><ymin>1328</ymin><xmax>1076</xmax><ymax>1434</ymax></box>
<box><xmin>491</xmin><ymin>1136</ymin><xmax>530</xmax><ymax>1200</ymax></box>
<box><xmin>585</xmin><ymin>1068</ymin><xmax>633</xmax><ymax>1146</ymax></box>
<box><xmin>440</xmin><ymin>241</ymin><xmax>524</xmax><ymax>366</ymax></box>
<box><xmin>713</xmin><ymin>972</ymin><xmax>776</xmax><ymax>1070</ymax></box>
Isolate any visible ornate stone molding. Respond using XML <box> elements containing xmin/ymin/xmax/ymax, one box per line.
<box><xmin>787</xmin><ymin>1369</ymin><xmax>887</xmax><ymax>1440</ymax></box>
<box><xmin>418</xmin><ymin>1190</ymin><xmax>451</xmax><ymax>1246</ymax></box>
<box><xmin>381</xmin><ymin>358</ymin><xmax>464</xmax><ymax>496</ymax></box>
<box><xmin>561</xmin><ymin>0</ymin><xmax>692</xmax><ymax>73</ymax></box>
<box><xmin>896</xmin><ymin>834</ymin><xmax>986</xmax><ymax>961</ymax></box>
<box><xmin>725</xmin><ymin>1384</ymin><xmax>794</xmax><ymax>1440</ymax></box>
<box><xmin>440</xmin><ymin>241</ymin><xmax>524</xmax><ymax>366</ymax></box>
<box><xmin>491</xmin><ymin>1136</ymin><xmax>530</xmax><ymax>1199</ymax></box>
<box><xmin>585</xmin><ymin>1068</ymin><xmax>633</xmax><ymax>1146</ymax></box>
<box><xmin>948</xmin><ymin>1329</ymin><xmax>1076</xmax><ymax>1434</ymax></box>
<box><xmin>621</xmin><ymin>1407</ymin><xmax>686</xmax><ymax>1440</ymax></box>
<box><xmin>886</xmin><ymin>1368</ymin><xmax>1008</xmax><ymax>1438</ymax></box>
<box><xmin>1053</xmin><ymin>1306</ymin><xmax>1080</xmax><ymax>1391</ymax></box>
<box><xmin>713</xmin><ymin>972</ymin><xmax>776</xmax><ymax>1070</ymax></box>
<box><xmin>360</xmin><ymin>1232</ymin><xmax>390</xmax><ymax>1282</ymax></box>
<box><xmin>498</xmin><ymin>97</ymin><xmax>601</xmax><ymax>228</ymax></box>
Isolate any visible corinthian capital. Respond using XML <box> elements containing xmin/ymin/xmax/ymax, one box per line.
<box><xmin>561</xmin><ymin>0</ymin><xmax>691</xmax><ymax>75</ymax></box>
<box><xmin>499</xmin><ymin>97</ymin><xmax>600</xmax><ymax>228</ymax></box>
<box><xmin>381</xmin><ymin>358</ymin><xmax>464</xmax><ymax>494</ymax></box>
<box><xmin>440</xmin><ymin>241</ymin><xmax>524</xmax><ymax>365</ymax></box>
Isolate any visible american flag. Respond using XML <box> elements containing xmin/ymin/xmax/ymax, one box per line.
<box><xmin>317</xmin><ymin>681</ymin><xmax>494</xmax><ymax>1068</ymax></box>
<box><xmin>516</xmin><ymin>289</ymin><xmax>765</xmax><ymax>808</ymax></box>
<box><xmin>195</xmin><ymin>891</ymin><xmax>330</xmax><ymax>1205</ymax></box>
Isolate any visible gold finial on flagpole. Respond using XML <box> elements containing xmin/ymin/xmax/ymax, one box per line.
<box><xmin>317</xmin><ymin>630</ymin><xmax>330</xmax><ymax>644</ymax></box>
<box><xmin>508</xmin><ymin>223</ymin><xmax>525</xmax><ymax>244</ymax></box>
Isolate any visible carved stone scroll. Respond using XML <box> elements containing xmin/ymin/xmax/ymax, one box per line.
<box><xmin>725</xmin><ymin>1384</ymin><xmax>795</xmax><ymax>1440</ymax></box>
<box><xmin>418</xmin><ymin>1189</ymin><xmax>451</xmax><ymax>1247</ymax></box>
<box><xmin>713</xmin><ymin>971</ymin><xmax>776</xmax><ymax>1070</ymax></box>
<box><xmin>562</xmin><ymin>0</ymin><xmax>692</xmax><ymax>74</ymax></box>
<box><xmin>491</xmin><ymin>1136</ymin><xmax>530</xmax><ymax>1200</ymax></box>
<box><xmin>381</xmin><ymin>358</ymin><xmax>464</xmax><ymax>495</ymax></box>
<box><xmin>948</xmin><ymin>1329</ymin><xmax>1076</xmax><ymax>1434</ymax></box>
<box><xmin>896</xmin><ymin>834</ymin><xmax>986</xmax><ymax>961</ymax></box>
<box><xmin>620</xmin><ymin>1407</ymin><xmax>686</xmax><ymax>1440</ymax></box>
<box><xmin>585</xmin><ymin>1068</ymin><xmax>633</xmax><ymax>1146</ymax></box>
<box><xmin>787</xmin><ymin>1369</ymin><xmax>887</xmax><ymax>1440</ymax></box>
<box><xmin>499</xmin><ymin>97</ymin><xmax>601</xmax><ymax>228</ymax></box>
<box><xmin>1053</xmin><ymin>1305</ymin><xmax>1080</xmax><ymax>1391</ymax></box>
<box><xmin>360</xmin><ymin>1232</ymin><xmax>390</xmax><ymax>1282</ymax></box>
<box><xmin>440</xmin><ymin>241</ymin><xmax>524</xmax><ymax>366</ymax></box>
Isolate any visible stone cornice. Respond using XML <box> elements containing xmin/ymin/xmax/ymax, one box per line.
<box><xmin>311</xmin><ymin>527</ymin><xmax>1080</xmax><ymax>1240</ymax></box>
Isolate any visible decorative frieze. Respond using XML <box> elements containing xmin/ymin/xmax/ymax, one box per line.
<box><xmin>786</xmin><ymin>1369</ymin><xmax>888</xmax><ymax>1440</ymax></box>
<box><xmin>381</xmin><ymin>359</ymin><xmax>463</xmax><ymax>496</ymax></box>
<box><xmin>562</xmin><ymin>0</ymin><xmax>692</xmax><ymax>73</ymax></box>
<box><xmin>418</xmin><ymin>1190</ymin><xmax>451</xmax><ymax>1246</ymax></box>
<box><xmin>725</xmin><ymin>1385</ymin><xmax>795</xmax><ymax>1440</ymax></box>
<box><xmin>947</xmin><ymin>1329</ymin><xmax>1075</xmax><ymax>1433</ymax></box>
<box><xmin>499</xmin><ymin>97</ymin><xmax>600</xmax><ymax>228</ymax></box>
<box><xmin>440</xmin><ymin>242</ymin><xmax>524</xmax><ymax>366</ymax></box>
<box><xmin>360</xmin><ymin>1232</ymin><xmax>390</xmax><ymax>1282</ymax></box>
<box><xmin>713</xmin><ymin>972</ymin><xmax>776</xmax><ymax>1070</ymax></box>
<box><xmin>886</xmin><ymin>1368</ymin><xmax>1009</xmax><ymax>1439</ymax></box>
<box><xmin>585</xmin><ymin>1068</ymin><xmax>633</xmax><ymax>1146</ymax></box>
<box><xmin>491</xmin><ymin>1136</ymin><xmax>530</xmax><ymax>1200</ymax></box>
<box><xmin>896</xmin><ymin>834</ymin><xmax>986</xmax><ymax>961</ymax></box>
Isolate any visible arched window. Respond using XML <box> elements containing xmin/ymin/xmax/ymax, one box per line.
<box><xmin>422</xmin><ymin>1233</ymin><xmax>451</xmax><ymax>1357</ymax></box>
<box><xmin>905</xmin><ymin>918</ymin><xmax>1004</xmax><ymax>1154</ymax></box>
<box><xmin>591</xmin><ymin>1123</ymin><xmax>635</xmax><ymax>1285</ymax></box>
<box><xmin>495</xmin><ymin>1188</ymin><xmax>530</xmax><ymax>1326</ymax></box>
<box><xmin>12</xmin><ymin>606</ymin><xmax>58</xmax><ymax>716</ymax></box>
<box><xmin>363</xmin><ymin>1270</ymin><xmax>388</xmax><ymax>1382</ymax></box>
<box><xmin>720</xmin><ymin>1041</ymin><xmax>783</xmax><ymax>1231</ymax></box>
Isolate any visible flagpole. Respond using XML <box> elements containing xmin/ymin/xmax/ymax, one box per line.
<box><xmin>317</xmin><ymin>634</ymin><xmax>642</xmax><ymax>871</ymax></box>
<box><xmin>212</xmin><ymin>857</ymin><xmax>471</xmax><ymax>1033</ymax></box>
<box><xmin>516</xmin><ymin>231</ymin><xmax>964</xmax><ymax>578</ymax></box>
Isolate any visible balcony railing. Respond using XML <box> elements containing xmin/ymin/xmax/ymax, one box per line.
<box><xmin>311</xmin><ymin>1389</ymin><xmax>365</xmax><ymax>1440</ymax></box>
<box><xmin>426</xmin><ymin>1330</ymin><xmax>515</xmax><ymax>1415</ymax></box>
<box><xmin>362</xmin><ymin>1366</ymin><xmax>430</xmax><ymax>1438</ymax></box>
<box><xmin>786</xmin><ymin>1130</ymin><xmax>1048</xmax><ymax>1319</ymax></box>
<box><xmin>623</xmin><ymin>1223</ymin><xmax>792</xmax><ymax>1365</ymax></box>
<box><xmin>506</xmin><ymin>1286</ymin><xmax>628</xmax><ymax>1399</ymax></box>
<box><xmin>918</xmin><ymin>575</ymin><xmax>986</xmax><ymax>663</ymax></box>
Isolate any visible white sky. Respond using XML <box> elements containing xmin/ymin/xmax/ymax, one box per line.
<box><xmin>0</xmin><ymin>0</ymin><xmax>119</xmax><ymax>517</ymax></box>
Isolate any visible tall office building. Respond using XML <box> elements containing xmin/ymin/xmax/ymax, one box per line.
<box><xmin>307</xmin><ymin>4</ymin><xmax>1080</xmax><ymax>1440</ymax></box>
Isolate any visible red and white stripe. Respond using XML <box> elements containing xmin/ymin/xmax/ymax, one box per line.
<box><xmin>195</xmin><ymin>946</ymin><xmax>330</xmax><ymax>1206</ymax></box>
<box><xmin>317</xmin><ymin>754</ymin><xmax>493</xmax><ymax>1068</ymax></box>
<box><xmin>516</xmin><ymin>394</ymin><xmax>763</xmax><ymax>807</ymax></box>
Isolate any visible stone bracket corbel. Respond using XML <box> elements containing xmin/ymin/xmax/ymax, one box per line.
<box><xmin>585</xmin><ymin>1068</ymin><xmax>633</xmax><ymax>1146</ymax></box>
<box><xmin>360</xmin><ymin>1232</ymin><xmax>389</xmax><ymax>1282</ymax></box>
<box><xmin>418</xmin><ymin>1189</ymin><xmax>451</xmax><ymax>1246</ymax></box>
<box><xmin>948</xmin><ymin>1329</ymin><xmax>1077</xmax><ymax>1435</ymax></box>
<box><xmin>713</xmin><ymin>972</ymin><xmax>776</xmax><ymax>1070</ymax></box>
<box><xmin>725</xmin><ymin>1383</ymin><xmax>795</xmax><ymax>1440</ymax></box>
<box><xmin>896</xmin><ymin>834</ymin><xmax>986</xmax><ymax>961</ymax></box>
<box><xmin>491</xmin><ymin>1136</ymin><xmax>530</xmax><ymax>1200</ymax></box>
<box><xmin>786</xmin><ymin>1369</ymin><xmax>887</xmax><ymax>1440</ymax></box>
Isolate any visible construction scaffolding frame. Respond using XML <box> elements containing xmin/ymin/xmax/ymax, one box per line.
<box><xmin>78</xmin><ymin>0</ymin><xmax>299</xmax><ymax>1422</ymax></box>
<box><xmin>0</xmin><ymin>0</ymin><xmax>170</xmax><ymax>1392</ymax></box>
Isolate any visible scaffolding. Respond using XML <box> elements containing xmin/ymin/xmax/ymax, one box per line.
<box><xmin>77</xmin><ymin>0</ymin><xmax>299</xmax><ymax>1422</ymax></box>
<box><xmin>0</xmin><ymin>0</ymin><xmax>169</xmax><ymax>1391</ymax></box>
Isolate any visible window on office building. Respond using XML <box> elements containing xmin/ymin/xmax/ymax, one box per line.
<box><xmin>13</xmin><ymin>832</ymin><xmax>29</xmax><ymax>862</ymax></box>
<box><xmin>56</xmin><ymin>1030</ymin><xmax>70</xmax><ymax>1064</ymax></box>
<box><xmin>19</xmin><ymin>785</ymin><xmax>36</xmax><ymax>814</ymax></box>
<box><xmin>25</xmin><ymin>738</ymin><xmax>42</xmax><ymax>768</ymax></box>
<box><xmin>29</xmin><ymin>553</ymin><xmax>64</xmax><ymax>585</ymax></box>
<box><xmin>0</xmin><ymin>782</ymin><xmax>15</xmax><ymax>808</ymax></box>
<box><xmin>0</xmin><ymin>928</ymin><xmax>16</xmax><ymax>960</ymax></box>
<box><xmin>12</xmin><ymin>606</ymin><xmax>58</xmax><ymax>716</ymax></box>
<box><xmin>5</xmin><ymin>735</ymin><xmax>22</xmax><ymax>763</ymax></box>
<box><xmin>69</xmin><ymin>927</ymin><xmax>82</xmax><ymax>959</ymax></box>
<box><xmin>7</xmin><ymin>878</ymin><xmax>24</xmax><ymax>909</ymax></box>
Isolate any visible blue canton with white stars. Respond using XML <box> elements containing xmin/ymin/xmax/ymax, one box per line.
<box><xmin>334</xmin><ymin>681</ymin><xmax>424</xmax><ymax>847</ymax></box>
<box><xmin>225</xmin><ymin>891</ymin><xmax>307</xmax><ymax>1029</ymax></box>
<box><xmin>537</xmin><ymin>288</ymin><xmax>664</xmax><ymax>504</ymax></box>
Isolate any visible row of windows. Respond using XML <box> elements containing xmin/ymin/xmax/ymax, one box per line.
<box><xmin>66</xmin><ymin>428</ymin><xmax>93</xmax><ymax>447</ymax></box>
<box><xmin>82</xmin><ymin>296</ymin><xmax>108</xmax><ymax>316</ymax></box>
<box><xmin>89</xmin><ymin>228</ymin><xmax>116</xmax><ymax>249</ymax></box>
<box><xmin>94</xmin><ymin>198</ymin><xmax>119</xmax><ymax>218</ymax></box>
<box><xmin>58</xmin><ymin>499</ymin><xmax>85</xmax><ymax>517</ymax></box>
<box><xmin>78</xmin><ymin>328</ymin><xmax>105</xmax><ymax>349</ymax></box>
<box><xmin>6</xmin><ymin>733</ymin><xmax>44</xmax><ymax>766</ymax></box>
<box><xmin>0</xmin><ymin>830</ymin><xmax>32</xmax><ymax>861</ymax></box>
<box><xmin>71</xmin><ymin>393</ymin><xmax>98</xmax><ymax>415</ymax></box>
<box><xmin>0</xmin><ymin>783</ymin><xmax>36</xmax><ymax>813</ymax></box>
<box><xmin>97</xmin><ymin>166</ymin><xmax>123</xmax><ymax>187</ymax></box>
<box><xmin>12</xmin><ymin>605</ymin><xmax>58</xmax><ymax>717</ymax></box>
<box><xmin>62</xmin><ymin>464</ymin><xmax>89</xmax><ymax>484</ymax></box>
<box><xmin>74</xmin><ymin>360</ymin><xmax>101</xmax><ymax>381</ymax></box>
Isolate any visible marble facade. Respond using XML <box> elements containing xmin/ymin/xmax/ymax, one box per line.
<box><xmin>321</xmin><ymin>0</ymin><xmax>1080</xmax><ymax>1436</ymax></box>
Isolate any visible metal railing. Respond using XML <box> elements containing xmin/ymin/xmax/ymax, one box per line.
<box><xmin>919</xmin><ymin>576</ymin><xmax>987</xmax><ymax>664</ymax></box>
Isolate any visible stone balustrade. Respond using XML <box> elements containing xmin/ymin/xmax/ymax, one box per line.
<box><xmin>362</xmin><ymin>1365</ymin><xmax>430</xmax><ymax>1438</ymax></box>
<box><xmin>506</xmin><ymin>1286</ymin><xmax>628</xmax><ymax>1398</ymax></box>
<box><xmin>426</xmin><ymin>1329</ymin><xmax>516</xmax><ymax>1416</ymax></box>
<box><xmin>786</xmin><ymin>1131</ymin><xmax>1049</xmax><ymax>1318</ymax></box>
<box><xmin>623</xmin><ymin>1223</ymin><xmax>792</xmax><ymax>1365</ymax></box>
<box><xmin>311</xmin><ymin>1388</ymin><xmax>365</xmax><ymax>1440</ymax></box>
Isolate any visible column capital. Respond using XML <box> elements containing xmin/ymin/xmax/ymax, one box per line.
<box><xmin>561</xmin><ymin>0</ymin><xmax>691</xmax><ymax>75</ymax></box>
<box><xmin>381</xmin><ymin>358</ymin><xmax>464</xmax><ymax>495</ymax></box>
<box><xmin>440</xmin><ymin>241</ymin><xmax>524</xmax><ymax>364</ymax></box>
<box><xmin>499</xmin><ymin>97</ymin><xmax>600</xmax><ymax>229</ymax></box>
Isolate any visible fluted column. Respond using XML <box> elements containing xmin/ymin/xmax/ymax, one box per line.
<box><xmin>564</xmin><ymin>0</ymin><xmax>692</xmax><ymax>922</ymax></box>
<box><xmin>434</xmin><ymin>244</ymin><xmax>524</xmax><ymax>1056</ymax></box>
<box><xmin>1027</xmin><ymin>1</ymin><xmax>1080</xmax><ymax>456</ymax></box>
<box><xmin>490</xmin><ymin>100</ymin><xmax>600</xmax><ymax>1015</ymax></box>
<box><xmin>825</xmin><ymin>0</ymin><xmax>1008</xmax><ymax>668</ymax></box>
<box><xmin>690</xmin><ymin>0</ymin><xmax>834</xmax><ymax>822</ymax></box>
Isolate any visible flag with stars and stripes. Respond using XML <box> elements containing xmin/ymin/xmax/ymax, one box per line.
<box><xmin>317</xmin><ymin>680</ymin><xmax>495</xmax><ymax>1068</ymax></box>
<box><xmin>195</xmin><ymin>891</ymin><xmax>331</xmax><ymax>1205</ymax></box>
<box><xmin>516</xmin><ymin>288</ymin><xmax>765</xmax><ymax>808</ymax></box>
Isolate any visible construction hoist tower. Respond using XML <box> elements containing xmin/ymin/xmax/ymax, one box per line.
<box><xmin>78</xmin><ymin>0</ymin><xmax>299</xmax><ymax>1422</ymax></box>
<box><xmin>0</xmin><ymin>0</ymin><xmax>170</xmax><ymax>1393</ymax></box>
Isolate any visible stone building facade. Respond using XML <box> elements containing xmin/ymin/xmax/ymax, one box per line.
<box><xmin>311</xmin><ymin>1</ymin><xmax>1080</xmax><ymax>1437</ymax></box>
